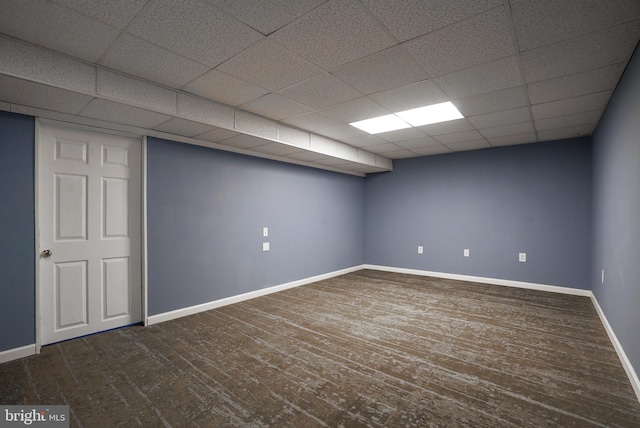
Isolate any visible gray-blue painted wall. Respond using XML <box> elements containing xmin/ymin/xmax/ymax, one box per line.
<box><xmin>365</xmin><ymin>139</ymin><xmax>592</xmax><ymax>289</ymax></box>
<box><xmin>146</xmin><ymin>137</ymin><xmax>365</xmax><ymax>315</ymax></box>
<box><xmin>592</xmin><ymin>45</ymin><xmax>640</xmax><ymax>376</ymax></box>
<box><xmin>0</xmin><ymin>111</ymin><xmax>35</xmax><ymax>352</ymax></box>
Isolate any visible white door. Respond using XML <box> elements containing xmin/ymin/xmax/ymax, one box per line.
<box><xmin>38</xmin><ymin>122</ymin><xmax>141</xmax><ymax>345</ymax></box>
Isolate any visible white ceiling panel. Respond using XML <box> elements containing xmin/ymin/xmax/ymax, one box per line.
<box><xmin>361</xmin><ymin>0</ymin><xmax>502</xmax><ymax>42</ymax></box>
<box><xmin>435</xmin><ymin>56</ymin><xmax>522</xmax><ymax>99</ymax></box>
<box><xmin>338</xmin><ymin>133</ymin><xmax>388</xmax><ymax>147</ymax></box>
<box><xmin>511</xmin><ymin>0</ymin><xmax>640</xmax><ymax>52</ymax></box>
<box><xmin>315</xmin><ymin>124</ymin><xmax>370</xmax><ymax>141</ymax></box>
<box><xmin>521</xmin><ymin>22</ymin><xmax>640</xmax><ymax>83</ymax></box>
<box><xmin>251</xmin><ymin>142</ymin><xmax>305</xmax><ymax>156</ymax></box>
<box><xmin>130</xmin><ymin>0</ymin><xmax>263</xmax><ymax>67</ymax></box>
<box><xmin>318</xmin><ymin>97</ymin><xmax>390</xmax><ymax>123</ymax></box>
<box><xmin>234</xmin><ymin>110</ymin><xmax>278</xmax><ymax>140</ymax></box>
<box><xmin>278</xmin><ymin>73</ymin><xmax>362</xmax><ymax>109</ymax></box>
<box><xmin>54</xmin><ymin>0</ymin><xmax>147</xmax><ymax>29</ymax></box>
<box><xmin>395</xmin><ymin>137</ymin><xmax>440</xmax><ymax>150</ymax></box>
<box><xmin>384</xmin><ymin>150</ymin><xmax>422</xmax><ymax>159</ymax></box>
<box><xmin>239</xmin><ymin>94</ymin><xmax>313</xmax><ymax>121</ymax></box>
<box><xmin>177</xmin><ymin>93</ymin><xmax>235</xmax><ymax>129</ymax></box>
<box><xmin>479</xmin><ymin>121</ymin><xmax>535</xmax><ymax>139</ymax></box>
<box><xmin>331</xmin><ymin>46</ymin><xmax>428</xmax><ymax>95</ymax></box>
<box><xmin>97</xmin><ymin>70</ymin><xmax>177</xmax><ymax>115</ymax></box>
<box><xmin>537</xmin><ymin>124</ymin><xmax>595</xmax><ymax>142</ymax></box>
<box><xmin>446</xmin><ymin>139</ymin><xmax>492</xmax><ymax>152</ymax></box>
<box><xmin>278</xmin><ymin>125</ymin><xmax>311</xmax><ymax>149</ymax></box>
<box><xmin>411</xmin><ymin>145</ymin><xmax>453</xmax><ymax>156</ymax></box>
<box><xmin>79</xmin><ymin>99</ymin><xmax>172</xmax><ymax>128</ymax></box>
<box><xmin>527</xmin><ymin>63</ymin><xmax>624</xmax><ymax>104</ymax></box>
<box><xmin>282</xmin><ymin>111</ymin><xmax>344</xmax><ymax>131</ymax></box>
<box><xmin>435</xmin><ymin>131</ymin><xmax>484</xmax><ymax>145</ymax></box>
<box><xmin>532</xmin><ymin>91</ymin><xmax>611</xmax><ymax>120</ymax></box>
<box><xmin>368</xmin><ymin>80</ymin><xmax>449</xmax><ymax>112</ymax></box>
<box><xmin>270</xmin><ymin>0</ymin><xmax>396</xmax><ymax>69</ymax></box>
<box><xmin>419</xmin><ymin>118</ymin><xmax>475</xmax><ymax>136</ymax></box>
<box><xmin>0</xmin><ymin>75</ymin><xmax>93</xmax><ymax>114</ymax></box>
<box><xmin>100</xmin><ymin>34</ymin><xmax>209</xmax><ymax>88</ymax></box>
<box><xmin>376</xmin><ymin>127</ymin><xmax>428</xmax><ymax>143</ymax></box>
<box><xmin>535</xmin><ymin>111</ymin><xmax>602</xmax><ymax>132</ymax></box>
<box><xmin>182</xmin><ymin>70</ymin><xmax>269</xmax><ymax>107</ymax></box>
<box><xmin>217</xmin><ymin>39</ymin><xmax>321</xmax><ymax>91</ymax></box>
<box><xmin>453</xmin><ymin>86</ymin><xmax>528</xmax><ymax>117</ymax></box>
<box><xmin>220</xmin><ymin>134</ymin><xmax>270</xmax><ymax>149</ymax></box>
<box><xmin>405</xmin><ymin>6</ymin><xmax>515</xmax><ymax>77</ymax></box>
<box><xmin>468</xmin><ymin>107</ymin><xmax>531</xmax><ymax>129</ymax></box>
<box><xmin>210</xmin><ymin>0</ymin><xmax>327</xmax><ymax>35</ymax></box>
<box><xmin>0</xmin><ymin>0</ymin><xmax>119</xmax><ymax>62</ymax></box>
<box><xmin>195</xmin><ymin>128</ymin><xmax>239</xmax><ymax>143</ymax></box>
<box><xmin>488</xmin><ymin>132</ymin><xmax>537</xmax><ymax>147</ymax></box>
<box><xmin>154</xmin><ymin>117</ymin><xmax>217</xmax><ymax>137</ymax></box>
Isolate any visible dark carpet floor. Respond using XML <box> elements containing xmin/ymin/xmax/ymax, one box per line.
<box><xmin>1</xmin><ymin>270</ymin><xmax>639</xmax><ymax>427</ymax></box>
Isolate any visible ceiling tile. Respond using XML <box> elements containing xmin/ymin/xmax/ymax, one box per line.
<box><xmin>130</xmin><ymin>0</ymin><xmax>263</xmax><ymax>67</ymax></box>
<box><xmin>446</xmin><ymin>139</ymin><xmax>492</xmax><ymax>152</ymax></box>
<box><xmin>521</xmin><ymin>22</ymin><xmax>640</xmax><ymax>83</ymax></box>
<box><xmin>182</xmin><ymin>70</ymin><xmax>268</xmax><ymax>106</ymax></box>
<box><xmin>418</xmin><ymin>118</ymin><xmax>475</xmax><ymax>136</ymax></box>
<box><xmin>368</xmin><ymin>80</ymin><xmax>449</xmax><ymax>112</ymax></box>
<box><xmin>365</xmin><ymin>143</ymin><xmax>408</xmax><ymax>153</ymax></box>
<box><xmin>453</xmin><ymin>86</ymin><xmax>528</xmax><ymax>117</ymax></box>
<box><xmin>331</xmin><ymin>46</ymin><xmax>428</xmax><ymax>95</ymax></box>
<box><xmin>235</xmin><ymin>110</ymin><xmax>278</xmax><ymax>140</ymax></box>
<box><xmin>384</xmin><ymin>150</ymin><xmax>422</xmax><ymax>159</ymax></box>
<box><xmin>217</xmin><ymin>39</ymin><xmax>321</xmax><ymax>91</ymax></box>
<box><xmin>479</xmin><ymin>121</ymin><xmax>535</xmax><ymax>139</ymax></box>
<box><xmin>435</xmin><ymin>56</ymin><xmax>522</xmax><ymax>99</ymax></box>
<box><xmin>278</xmin><ymin>73</ymin><xmax>362</xmax><ymax>109</ymax></box>
<box><xmin>80</xmin><ymin>99</ymin><xmax>172</xmax><ymax>128</ymax></box>
<box><xmin>360</xmin><ymin>0</ymin><xmax>502</xmax><ymax>42</ymax></box>
<box><xmin>239</xmin><ymin>94</ymin><xmax>313</xmax><ymax>121</ymax></box>
<box><xmin>54</xmin><ymin>0</ymin><xmax>147</xmax><ymax>29</ymax></box>
<box><xmin>100</xmin><ymin>34</ymin><xmax>209</xmax><ymax>88</ymax></box>
<box><xmin>0</xmin><ymin>75</ymin><xmax>93</xmax><ymax>114</ymax></box>
<box><xmin>488</xmin><ymin>132</ymin><xmax>537</xmax><ymax>147</ymax></box>
<box><xmin>338</xmin><ymin>134</ymin><xmax>388</xmax><ymax>147</ymax></box>
<box><xmin>97</xmin><ymin>69</ymin><xmax>177</xmax><ymax>115</ymax></box>
<box><xmin>177</xmin><ymin>93</ymin><xmax>235</xmax><ymax>129</ymax></box>
<box><xmin>270</xmin><ymin>0</ymin><xmax>396</xmax><ymax>69</ymax></box>
<box><xmin>278</xmin><ymin>125</ymin><xmax>310</xmax><ymax>148</ymax></box>
<box><xmin>535</xmin><ymin>111</ymin><xmax>602</xmax><ymax>132</ymax></box>
<box><xmin>532</xmin><ymin>91</ymin><xmax>611</xmax><ymax>120</ymax></box>
<box><xmin>282</xmin><ymin>111</ymin><xmax>344</xmax><ymax>131</ymax></box>
<box><xmin>405</xmin><ymin>6</ymin><xmax>515</xmax><ymax>77</ymax></box>
<box><xmin>410</xmin><ymin>145</ymin><xmax>453</xmax><ymax>156</ymax></box>
<box><xmin>195</xmin><ymin>128</ymin><xmax>239</xmax><ymax>143</ymax></box>
<box><xmin>154</xmin><ymin>117</ymin><xmax>216</xmax><ymax>137</ymax></box>
<box><xmin>468</xmin><ymin>107</ymin><xmax>531</xmax><ymax>129</ymax></box>
<box><xmin>511</xmin><ymin>0</ymin><xmax>640</xmax><ymax>52</ymax></box>
<box><xmin>395</xmin><ymin>137</ymin><xmax>440</xmax><ymax>149</ymax></box>
<box><xmin>209</xmin><ymin>0</ymin><xmax>327</xmax><ymax>35</ymax></box>
<box><xmin>376</xmin><ymin>127</ymin><xmax>427</xmax><ymax>143</ymax></box>
<box><xmin>319</xmin><ymin>97</ymin><xmax>390</xmax><ymax>123</ymax></box>
<box><xmin>528</xmin><ymin>64</ymin><xmax>624</xmax><ymax>104</ymax></box>
<box><xmin>220</xmin><ymin>134</ymin><xmax>270</xmax><ymax>149</ymax></box>
<box><xmin>435</xmin><ymin>130</ymin><xmax>484</xmax><ymax>145</ymax></box>
<box><xmin>315</xmin><ymin>124</ymin><xmax>369</xmax><ymax>141</ymax></box>
<box><xmin>537</xmin><ymin>124</ymin><xmax>595</xmax><ymax>141</ymax></box>
<box><xmin>250</xmin><ymin>142</ymin><xmax>305</xmax><ymax>156</ymax></box>
<box><xmin>0</xmin><ymin>0</ymin><xmax>119</xmax><ymax>62</ymax></box>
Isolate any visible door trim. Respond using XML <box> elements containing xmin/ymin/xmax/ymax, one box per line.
<box><xmin>35</xmin><ymin>118</ymin><xmax>147</xmax><ymax>348</ymax></box>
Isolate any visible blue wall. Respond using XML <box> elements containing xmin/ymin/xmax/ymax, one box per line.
<box><xmin>365</xmin><ymin>139</ymin><xmax>592</xmax><ymax>289</ymax></box>
<box><xmin>146</xmin><ymin>137</ymin><xmax>365</xmax><ymax>315</ymax></box>
<box><xmin>592</xmin><ymin>46</ymin><xmax>640</xmax><ymax>376</ymax></box>
<box><xmin>0</xmin><ymin>111</ymin><xmax>35</xmax><ymax>352</ymax></box>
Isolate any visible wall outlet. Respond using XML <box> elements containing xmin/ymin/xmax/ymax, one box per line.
<box><xmin>464</xmin><ymin>249</ymin><xmax>469</xmax><ymax>257</ymax></box>
<box><xmin>519</xmin><ymin>252</ymin><xmax>526</xmax><ymax>262</ymax></box>
<box><xmin>418</xmin><ymin>246</ymin><xmax>423</xmax><ymax>254</ymax></box>
<box><xmin>263</xmin><ymin>242</ymin><xmax>270</xmax><ymax>252</ymax></box>
<box><xmin>601</xmin><ymin>269</ymin><xmax>605</xmax><ymax>284</ymax></box>
<box><xmin>263</xmin><ymin>227</ymin><xmax>269</xmax><ymax>237</ymax></box>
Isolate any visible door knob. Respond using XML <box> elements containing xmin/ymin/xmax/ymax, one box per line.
<box><xmin>41</xmin><ymin>249</ymin><xmax>52</xmax><ymax>258</ymax></box>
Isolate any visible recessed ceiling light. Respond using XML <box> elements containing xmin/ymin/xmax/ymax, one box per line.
<box><xmin>395</xmin><ymin>102</ymin><xmax>463</xmax><ymax>127</ymax></box>
<box><xmin>349</xmin><ymin>114</ymin><xmax>411</xmax><ymax>134</ymax></box>
<box><xmin>349</xmin><ymin>101</ymin><xmax>464</xmax><ymax>134</ymax></box>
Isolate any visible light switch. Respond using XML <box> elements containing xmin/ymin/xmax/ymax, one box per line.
<box><xmin>464</xmin><ymin>249</ymin><xmax>469</xmax><ymax>257</ymax></box>
<box><xmin>263</xmin><ymin>227</ymin><xmax>268</xmax><ymax>237</ymax></box>
<box><xmin>418</xmin><ymin>246</ymin><xmax>423</xmax><ymax>254</ymax></box>
<box><xmin>263</xmin><ymin>242</ymin><xmax>270</xmax><ymax>252</ymax></box>
<box><xmin>519</xmin><ymin>252</ymin><xmax>526</xmax><ymax>262</ymax></box>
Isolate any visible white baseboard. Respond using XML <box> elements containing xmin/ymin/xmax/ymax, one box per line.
<box><xmin>363</xmin><ymin>264</ymin><xmax>592</xmax><ymax>296</ymax></box>
<box><xmin>363</xmin><ymin>264</ymin><xmax>639</xmax><ymax>404</ymax></box>
<box><xmin>0</xmin><ymin>344</ymin><xmax>37</xmax><ymax>365</ymax></box>
<box><xmin>147</xmin><ymin>265</ymin><xmax>365</xmax><ymax>325</ymax></box>
<box><xmin>590</xmin><ymin>295</ymin><xmax>640</xmax><ymax>403</ymax></box>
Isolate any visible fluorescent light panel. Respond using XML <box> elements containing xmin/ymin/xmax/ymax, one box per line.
<box><xmin>349</xmin><ymin>101</ymin><xmax>463</xmax><ymax>134</ymax></box>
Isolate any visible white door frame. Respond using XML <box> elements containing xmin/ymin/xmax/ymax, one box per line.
<box><xmin>34</xmin><ymin>119</ymin><xmax>149</xmax><ymax>352</ymax></box>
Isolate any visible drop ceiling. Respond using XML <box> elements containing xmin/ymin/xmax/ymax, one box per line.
<box><xmin>0</xmin><ymin>0</ymin><xmax>638</xmax><ymax>175</ymax></box>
